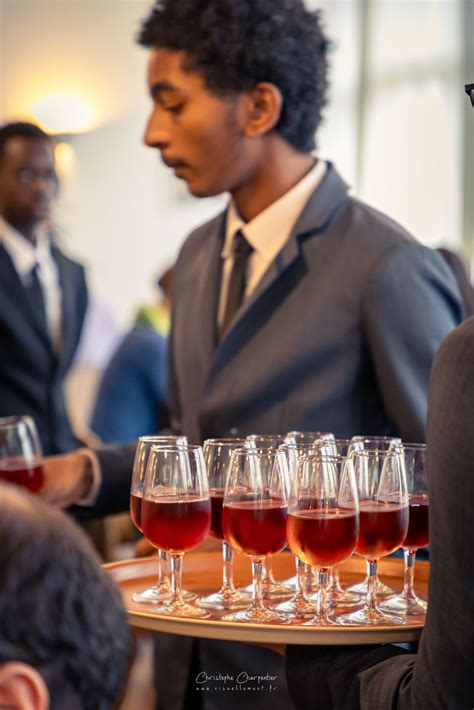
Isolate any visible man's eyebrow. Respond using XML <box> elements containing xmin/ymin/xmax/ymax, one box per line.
<box><xmin>150</xmin><ymin>81</ymin><xmax>179</xmax><ymax>99</ymax></box>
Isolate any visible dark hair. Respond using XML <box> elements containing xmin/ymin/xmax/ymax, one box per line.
<box><xmin>0</xmin><ymin>484</ymin><xmax>132</xmax><ymax>710</ymax></box>
<box><xmin>138</xmin><ymin>0</ymin><xmax>331</xmax><ymax>152</ymax></box>
<box><xmin>0</xmin><ymin>122</ymin><xmax>51</xmax><ymax>164</ymax></box>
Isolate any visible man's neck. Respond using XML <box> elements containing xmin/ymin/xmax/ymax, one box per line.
<box><xmin>231</xmin><ymin>139</ymin><xmax>316</xmax><ymax>222</ymax></box>
<box><xmin>0</xmin><ymin>215</ymin><xmax>37</xmax><ymax>245</ymax></box>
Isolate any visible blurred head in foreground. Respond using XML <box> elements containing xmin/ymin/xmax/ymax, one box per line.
<box><xmin>0</xmin><ymin>483</ymin><xmax>131</xmax><ymax>710</ymax></box>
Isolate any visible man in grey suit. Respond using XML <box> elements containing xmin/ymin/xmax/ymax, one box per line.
<box><xmin>41</xmin><ymin>0</ymin><xmax>464</xmax><ymax>706</ymax></box>
<box><xmin>284</xmin><ymin>316</ymin><xmax>474</xmax><ymax>709</ymax></box>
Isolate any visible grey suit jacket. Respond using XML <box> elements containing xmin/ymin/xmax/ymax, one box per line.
<box><xmin>168</xmin><ymin>162</ymin><xmax>462</xmax><ymax>444</ymax></box>
<box><xmin>286</xmin><ymin>316</ymin><xmax>474</xmax><ymax>709</ymax></box>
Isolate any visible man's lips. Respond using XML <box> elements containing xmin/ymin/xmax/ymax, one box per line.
<box><xmin>161</xmin><ymin>156</ymin><xmax>188</xmax><ymax>171</ymax></box>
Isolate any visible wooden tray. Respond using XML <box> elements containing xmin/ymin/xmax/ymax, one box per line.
<box><xmin>105</xmin><ymin>551</ymin><xmax>427</xmax><ymax>645</ymax></box>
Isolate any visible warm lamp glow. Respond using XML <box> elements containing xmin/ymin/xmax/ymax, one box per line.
<box><xmin>54</xmin><ymin>143</ymin><xmax>75</xmax><ymax>177</ymax></box>
<box><xmin>30</xmin><ymin>93</ymin><xmax>95</xmax><ymax>134</ymax></box>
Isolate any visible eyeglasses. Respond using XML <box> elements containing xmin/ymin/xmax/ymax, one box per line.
<box><xmin>17</xmin><ymin>167</ymin><xmax>58</xmax><ymax>185</ymax></box>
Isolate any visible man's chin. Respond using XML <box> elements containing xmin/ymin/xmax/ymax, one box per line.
<box><xmin>185</xmin><ymin>181</ymin><xmax>222</xmax><ymax>199</ymax></box>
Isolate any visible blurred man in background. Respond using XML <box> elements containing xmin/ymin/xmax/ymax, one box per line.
<box><xmin>0</xmin><ymin>122</ymin><xmax>88</xmax><ymax>454</ymax></box>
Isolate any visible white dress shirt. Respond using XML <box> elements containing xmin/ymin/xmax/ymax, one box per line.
<box><xmin>218</xmin><ymin>159</ymin><xmax>327</xmax><ymax>328</ymax></box>
<box><xmin>0</xmin><ymin>216</ymin><xmax>62</xmax><ymax>353</ymax></box>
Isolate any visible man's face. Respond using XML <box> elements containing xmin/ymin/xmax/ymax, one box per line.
<box><xmin>144</xmin><ymin>48</ymin><xmax>258</xmax><ymax>198</ymax></box>
<box><xmin>0</xmin><ymin>137</ymin><xmax>57</xmax><ymax>228</ymax></box>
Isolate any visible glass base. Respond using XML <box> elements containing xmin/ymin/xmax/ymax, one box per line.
<box><xmin>132</xmin><ymin>585</ymin><xmax>195</xmax><ymax>604</ymax></box>
<box><xmin>272</xmin><ymin>596</ymin><xmax>316</xmax><ymax>619</ymax></box>
<box><xmin>132</xmin><ymin>584</ymin><xmax>171</xmax><ymax>604</ymax></box>
<box><xmin>346</xmin><ymin>578</ymin><xmax>396</xmax><ymax>597</ymax></box>
<box><xmin>327</xmin><ymin>587</ymin><xmax>363</xmax><ymax>608</ymax></box>
<box><xmin>337</xmin><ymin>605</ymin><xmax>405</xmax><ymax>626</ymax></box>
<box><xmin>195</xmin><ymin>589</ymin><xmax>250</xmax><ymax>611</ymax></box>
<box><xmin>241</xmin><ymin>580</ymin><xmax>293</xmax><ymax>600</ymax></box>
<box><xmin>302</xmin><ymin>614</ymin><xmax>341</xmax><ymax>627</ymax></box>
<box><xmin>222</xmin><ymin>606</ymin><xmax>287</xmax><ymax>624</ymax></box>
<box><xmin>380</xmin><ymin>592</ymin><xmax>427</xmax><ymax>616</ymax></box>
<box><xmin>152</xmin><ymin>599</ymin><xmax>210</xmax><ymax>618</ymax></box>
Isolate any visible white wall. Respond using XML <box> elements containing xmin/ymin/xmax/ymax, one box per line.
<box><xmin>0</xmin><ymin>0</ymin><xmax>225</xmax><ymax>327</ymax></box>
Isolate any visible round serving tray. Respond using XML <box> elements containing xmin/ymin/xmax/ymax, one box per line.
<box><xmin>104</xmin><ymin>551</ymin><xmax>427</xmax><ymax>645</ymax></box>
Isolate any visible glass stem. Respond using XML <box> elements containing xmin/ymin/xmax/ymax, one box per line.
<box><xmin>317</xmin><ymin>568</ymin><xmax>330</xmax><ymax>622</ymax></box>
<box><xmin>262</xmin><ymin>558</ymin><xmax>276</xmax><ymax>584</ymax></box>
<box><xmin>365</xmin><ymin>559</ymin><xmax>379</xmax><ymax>615</ymax></box>
<box><xmin>169</xmin><ymin>553</ymin><xmax>184</xmax><ymax>607</ymax></box>
<box><xmin>251</xmin><ymin>558</ymin><xmax>267</xmax><ymax>612</ymax></box>
<box><xmin>156</xmin><ymin>549</ymin><xmax>163</xmax><ymax>586</ymax></box>
<box><xmin>296</xmin><ymin>558</ymin><xmax>309</xmax><ymax>602</ymax></box>
<box><xmin>221</xmin><ymin>542</ymin><xmax>236</xmax><ymax>592</ymax></box>
<box><xmin>402</xmin><ymin>548</ymin><xmax>417</xmax><ymax>600</ymax></box>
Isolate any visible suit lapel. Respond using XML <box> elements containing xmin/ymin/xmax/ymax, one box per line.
<box><xmin>0</xmin><ymin>243</ymin><xmax>51</xmax><ymax>347</ymax></box>
<box><xmin>191</xmin><ymin>213</ymin><xmax>226</xmax><ymax>374</ymax></box>
<box><xmin>216</xmin><ymin>162</ymin><xmax>350</xmax><ymax>349</ymax></box>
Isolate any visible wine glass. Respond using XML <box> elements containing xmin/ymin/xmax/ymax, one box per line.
<box><xmin>311</xmin><ymin>438</ymin><xmax>364</xmax><ymax>606</ymax></box>
<box><xmin>272</xmin><ymin>441</ymin><xmax>325</xmax><ymax>615</ymax></box>
<box><xmin>287</xmin><ymin>452</ymin><xmax>359</xmax><ymax>625</ymax></box>
<box><xmin>142</xmin><ymin>444</ymin><xmax>211</xmax><ymax>617</ymax></box>
<box><xmin>285</xmin><ymin>431</ymin><xmax>335</xmax><ymax>445</ymax></box>
<box><xmin>346</xmin><ymin>436</ymin><xmax>403</xmax><ymax>597</ymax></box>
<box><xmin>243</xmin><ymin>435</ymin><xmax>293</xmax><ymax>599</ymax></box>
<box><xmin>222</xmin><ymin>447</ymin><xmax>289</xmax><ymax>623</ymax></box>
<box><xmin>0</xmin><ymin>415</ymin><xmax>44</xmax><ymax>492</ymax></box>
<box><xmin>195</xmin><ymin>439</ymin><xmax>250</xmax><ymax>610</ymax></box>
<box><xmin>338</xmin><ymin>449</ymin><xmax>408</xmax><ymax>625</ymax></box>
<box><xmin>130</xmin><ymin>435</ymin><xmax>187</xmax><ymax>604</ymax></box>
<box><xmin>380</xmin><ymin>443</ymin><xmax>428</xmax><ymax>616</ymax></box>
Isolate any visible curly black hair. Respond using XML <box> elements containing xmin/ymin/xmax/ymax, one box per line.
<box><xmin>0</xmin><ymin>484</ymin><xmax>132</xmax><ymax>710</ymax></box>
<box><xmin>138</xmin><ymin>0</ymin><xmax>331</xmax><ymax>152</ymax></box>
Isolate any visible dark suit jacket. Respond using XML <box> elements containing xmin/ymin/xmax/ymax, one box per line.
<box><xmin>95</xmin><ymin>163</ymin><xmax>463</xmax><ymax>513</ymax></box>
<box><xmin>0</xmin><ymin>241</ymin><xmax>88</xmax><ymax>454</ymax></box>
<box><xmin>285</xmin><ymin>316</ymin><xmax>474</xmax><ymax>709</ymax></box>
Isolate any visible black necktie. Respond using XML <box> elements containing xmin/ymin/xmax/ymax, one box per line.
<box><xmin>220</xmin><ymin>229</ymin><xmax>253</xmax><ymax>339</ymax></box>
<box><xmin>25</xmin><ymin>263</ymin><xmax>48</xmax><ymax>333</ymax></box>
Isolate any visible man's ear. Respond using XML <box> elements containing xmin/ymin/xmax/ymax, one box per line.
<box><xmin>243</xmin><ymin>82</ymin><xmax>283</xmax><ymax>138</ymax></box>
<box><xmin>0</xmin><ymin>662</ymin><xmax>50</xmax><ymax>710</ymax></box>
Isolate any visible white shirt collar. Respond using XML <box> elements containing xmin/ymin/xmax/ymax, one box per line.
<box><xmin>0</xmin><ymin>216</ymin><xmax>51</xmax><ymax>277</ymax></box>
<box><xmin>224</xmin><ymin>159</ymin><xmax>327</xmax><ymax>262</ymax></box>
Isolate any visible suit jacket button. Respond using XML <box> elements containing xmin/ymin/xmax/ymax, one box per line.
<box><xmin>229</xmin><ymin>427</ymin><xmax>238</xmax><ymax>435</ymax></box>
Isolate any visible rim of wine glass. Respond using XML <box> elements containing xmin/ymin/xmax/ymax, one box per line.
<box><xmin>148</xmin><ymin>443</ymin><xmax>202</xmax><ymax>453</ymax></box>
<box><xmin>351</xmin><ymin>435</ymin><xmax>402</xmax><ymax>443</ymax></box>
<box><xmin>203</xmin><ymin>438</ymin><xmax>247</xmax><ymax>447</ymax></box>
<box><xmin>296</xmin><ymin>452</ymin><xmax>355</xmax><ymax>463</ymax></box>
<box><xmin>401</xmin><ymin>443</ymin><xmax>427</xmax><ymax>451</ymax></box>
<box><xmin>232</xmin><ymin>445</ymin><xmax>287</xmax><ymax>456</ymax></box>
<box><xmin>0</xmin><ymin>415</ymin><xmax>35</xmax><ymax>430</ymax></box>
<box><xmin>138</xmin><ymin>435</ymin><xmax>187</xmax><ymax>442</ymax></box>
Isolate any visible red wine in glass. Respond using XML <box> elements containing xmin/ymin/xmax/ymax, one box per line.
<box><xmin>209</xmin><ymin>487</ymin><xmax>225</xmax><ymax>540</ymax></box>
<box><xmin>404</xmin><ymin>494</ymin><xmax>429</xmax><ymax>549</ymax></box>
<box><xmin>222</xmin><ymin>499</ymin><xmax>288</xmax><ymax>557</ymax></box>
<box><xmin>356</xmin><ymin>500</ymin><xmax>409</xmax><ymax>558</ymax></box>
<box><xmin>0</xmin><ymin>461</ymin><xmax>44</xmax><ymax>493</ymax></box>
<box><xmin>287</xmin><ymin>508</ymin><xmax>358</xmax><ymax>567</ymax></box>
<box><xmin>142</xmin><ymin>494</ymin><xmax>211</xmax><ymax>552</ymax></box>
<box><xmin>130</xmin><ymin>492</ymin><xmax>143</xmax><ymax>533</ymax></box>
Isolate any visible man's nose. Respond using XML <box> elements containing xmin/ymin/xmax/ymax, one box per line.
<box><xmin>143</xmin><ymin>111</ymin><xmax>171</xmax><ymax>149</ymax></box>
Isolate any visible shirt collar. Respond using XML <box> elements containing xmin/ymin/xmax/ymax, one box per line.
<box><xmin>0</xmin><ymin>216</ymin><xmax>50</xmax><ymax>277</ymax></box>
<box><xmin>224</xmin><ymin>159</ymin><xmax>327</xmax><ymax>262</ymax></box>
